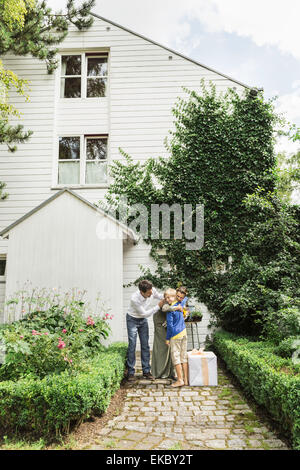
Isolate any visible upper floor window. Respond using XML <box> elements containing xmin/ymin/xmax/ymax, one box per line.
<box><xmin>58</xmin><ymin>135</ymin><xmax>108</xmax><ymax>185</ymax></box>
<box><xmin>60</xmin><ymin>53</ymin><xmax>108</xmax><ymax>99</ymax></box>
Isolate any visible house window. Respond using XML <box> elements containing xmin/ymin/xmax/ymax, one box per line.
<box><xmin>85</xmin><ymin>136</ymin><xmax>107</xmax><ymax>183</ymax></box>
<box><xmin>58</xmin><ymin>135</ymin><xmax>108</xmax><ymax>185</ymax></box>
<box><xmin>0</xmin><ymin>256</ymin><xmax>6</xmax><ymax>278</ymax></box>
<box><xmin>58</xmin><ymin>137</ymin><xmax>80</xmax><ymax>184</ymax></box>
<box><xmin>60</xmin><ymin>53</ymin><xmax>108</xmax><ymax>98</ymax></box>
<box><xmin>60</xmin><ymin>55</ymin><xmax>82</xmax><ymax>98</ymax></box>
<box><xmin>86</xmin><ymin>55</ymin><xmax>108</xmax><ymax>97</ymax></box>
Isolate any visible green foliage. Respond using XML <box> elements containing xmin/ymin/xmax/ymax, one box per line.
<box><xmin>186</xmin><ymin>310</ymin><xmax>203</xmax><ymax>322</ymax></box>
<box><xmin>260</xmin><ymin>307</ymin><xmax>300</xmax><ymax>345</ymax></box>
<box><xmin>104</xmin><ymin>82</ymin><xmax>299</xmax><ymax>335</ymax></box>
<box><xmin>0</xmin><ymin>288</ymin><xmax>112</xmax><ymax>380</ymax></box>
<box><xmin>213</xmin><ymin>330</ymin><xmax>300</xmax><ymax>449</ymax></box>
<box><xmin>275</xmin><ymin>337</ymin><xmax>300</xmax><ymax>359</ymax></box>
<box><xmin>276</xmin><ymin>151</ymin><xmax>300</xmax><ymax>202</ymax></box>
<box><xmin>0</xmin><ymin>0</ymin><xmax>36</xmax><ymax>31</ymax></box>
<box><xmin>0</xmin><ymin>57</ymin><xmax>32</xmax><ymax>154</ymax></box>
<box><xmin>0</xmin><ymin>343</ymin><xmax>127</xmax><ymax>439</ymax></box>
<box><xmin>0</xmin><ymin>0</ymin><xmax>95</xmax><ymax>73</ymax></box>
<box><xmin>215</xmin><ymin>193</ymin><xmax>300</xmax><ymax>335</ymax></box>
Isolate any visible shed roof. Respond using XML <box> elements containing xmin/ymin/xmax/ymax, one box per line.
<box><xmin>0</xmin><ymin>188</ymin><xmax>138</xmax><ymax>241</ymax></box>
<box><xmin>91</xmin><ymin>13</ymin><xmax>256</xmax><ymax>90</ymax></box>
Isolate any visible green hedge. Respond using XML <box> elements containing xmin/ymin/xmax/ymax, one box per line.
<box><xmin>0</xmin><ymin>342</ymin><xmax>127</xmax><ymax>439</ymax></box>
<box><xmin>213</xmin><ymin>331</ymin><xmax>300</xmax><ymax>450</ymax></box>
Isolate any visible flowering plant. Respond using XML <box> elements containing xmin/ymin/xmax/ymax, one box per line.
<box><xmin>0</xmin><ymin>288</ymin><xmax>113</xmax><ymax>380</ymax></box>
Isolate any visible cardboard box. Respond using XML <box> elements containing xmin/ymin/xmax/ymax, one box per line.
<box><xmin>188</xmin><ymin>350</ymin><xmax>218</xmax><ymax>386</ymax></box>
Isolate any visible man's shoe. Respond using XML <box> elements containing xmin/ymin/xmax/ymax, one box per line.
<box><xmin>143</xmin><ymin>372</ymin><xmax>155</xmax><ymax>380</ymax></box>
<box><xmin>127</xmin><ymin>374</ymin><xmax>136</xmax><ymax>382</ymax></box>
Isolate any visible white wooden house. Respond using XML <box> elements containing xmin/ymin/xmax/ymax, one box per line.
<box><xmin>0</xmin><ymin>13</ymin><xmax>251</xmax><ymax>346</ymax></box>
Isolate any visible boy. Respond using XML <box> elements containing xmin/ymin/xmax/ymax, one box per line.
<box><xmin>163</xmin><ymin>286</ymin><xmax>189</xmax><ymax>387</ymax></box>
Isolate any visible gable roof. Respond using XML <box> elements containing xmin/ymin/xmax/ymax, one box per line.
<box><xmin>92</xmin><ymin>13</ymin><xmax>256</xmax><ymax>91</ymax></box>
<box><xmin>0</xmin><ymin>188</ymin><xmax>138</xmax><ymax>242</ymax></box>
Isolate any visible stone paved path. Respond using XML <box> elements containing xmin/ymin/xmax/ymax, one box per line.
<box><xmin>91</xmin><ymin>355</ymin><xmax>289</xmax><ymax>451</ymax></box>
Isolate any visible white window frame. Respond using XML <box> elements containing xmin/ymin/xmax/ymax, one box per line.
<box><xmin>59</xmin><ymin>52</ymin><xmax>109</xmax><ymax>100</ymax></box>
<box><xmin>60</xmin><ymin>54</ymin><xmax>82</xmax><ymax>99</ymax></box>
<box><xmin>56</xmin><ymin>134</ymin><xmax>108</xmax><ymax>187</ymax></box>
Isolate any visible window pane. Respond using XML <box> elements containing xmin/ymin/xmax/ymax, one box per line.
<box><xmin>86</xmin><ymin>138</ymin><xmax>107</xmax><ymax>160</ymax></box>
<box><xmin>87</xmin><ymin>78</ymin><xmax>106</xmax><ymax>97</ymax></box>
<box><xmin>58</xmin><ymin>162</ymin><xmax>80</xmax><ymax>184</ymax></box>
<box><xmin>87</xmin><ymin>57</ymin><xmax>107</xmax><ymax>77</ymax></box>
<box><xmin>61</xmin><ymin>55</ymin><xmax>81</xmax><ymax>76</ymax></box>
<box><xmin>60</xmin><ymin>78</ymin><xmax>81</xmax><ymax>98</ymax></box>
<box><xmin>0</xmin><ymin>259</ymin><xmax>6</xmax><ymax>276</ymax></box>
<box><xmin>86</xmin><ymin>161</ymin><xmax>107</xmax><ymax>184</ymax></box>
<box><xmin>59</xmin><ymin>137</ymin><xmax>80</xmax><ymax>160</ymax></box>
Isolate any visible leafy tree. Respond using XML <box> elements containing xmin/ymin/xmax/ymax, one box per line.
<box><xmin>276</xmin><ymin>151</ymin><xmax>300</xmax><ymax>202</ymax></box>
<box><xmin>103</xmin><ymin>82</ymin><xmax>299</xmax><ymax>335</ymax></box>
<box><xmin>0</xmin><ymin>0</ymin><xmax>95</xmax><ymax>73</ymax></box>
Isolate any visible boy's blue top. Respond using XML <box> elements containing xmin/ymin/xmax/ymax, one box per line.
<box><xmin>166</xmin><ymin>296</ymin><xmax>188</xmax><ymax>341</ymax></box>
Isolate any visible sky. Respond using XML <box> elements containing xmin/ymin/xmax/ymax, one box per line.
<box><xmin>47</xmin><ymin>0</ymin><xmax>300</xmax><ymax>155</ymax></box>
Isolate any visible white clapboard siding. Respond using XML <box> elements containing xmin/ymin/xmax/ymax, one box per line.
<box><xmin>123</xmin><ymin>239</ymin><xmax>159</xmax><ymax>349</ymax></box>
<box><xmin>0</xmin><ymin>282</ymin><xmax>5</xmax><ymax>323</ymax></box>
<box><xmin>0</xmin><ymin>14</ymin><xmax>249</xmax><ymax>338</ymax></box>
<box><xmin>4</xmin><ymin>191</ymin><xmax>126</xmax><ymax>344</ymax></box>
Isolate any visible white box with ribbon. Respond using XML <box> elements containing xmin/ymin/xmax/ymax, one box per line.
<box><xmin>187</xmin><ymin>350</ymin><xmax>218</xmax><ymax>386</ymax></box>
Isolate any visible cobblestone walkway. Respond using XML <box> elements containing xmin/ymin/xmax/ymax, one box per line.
<box><xmin>91</xmin><ymin>355</ymin><xmax>289</xmax><ymax>451</ymax></box>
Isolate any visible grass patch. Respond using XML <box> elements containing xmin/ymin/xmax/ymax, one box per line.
<box><xmin>104</xmin><ymin>439</ymin><xmax>118</xmax><ymax>449</ymax></box>
<box><xmin>260</xmin><ymin>441</ymin><xmax>271</xmax><ymax>450</ymax></box>
<box><xmin>169</xmin><ymin>442</ymin><xmax>182</xmax><ymax>450</ymax></box>
<box><xmin>0</xmin><ymin>436</ymin><xmax>46</xmax><ymax>450</ymax></box>
<box><xmin>244</xmin><ymin>424</ymin><xmax>255</xmax><ymax>434</ymax></box>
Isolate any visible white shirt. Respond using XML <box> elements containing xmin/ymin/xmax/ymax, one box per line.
<box><xmin>128</xmin><ymin>287</ymin><xmax>164</xmax><ymax>319</ymax></box>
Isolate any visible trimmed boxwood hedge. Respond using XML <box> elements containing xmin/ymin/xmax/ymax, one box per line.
<box><xmin>213</xmin><ymin>331</ymin><xmax>300</xmax><ymax>450</ymax></box>
<box><xmin>0</xmin><ymin>342</ymin><xmax>127</xmax><ymax>439</ymax></box>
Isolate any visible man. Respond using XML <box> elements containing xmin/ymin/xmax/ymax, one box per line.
<box><xmin>126</xmin><ymin>279</ymin><xmax>164</xmax><ymax>381</ymax></box>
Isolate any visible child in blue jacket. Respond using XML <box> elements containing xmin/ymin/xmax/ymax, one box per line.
<box><xmin>162</xmin><ymin>286</ymin><xmax>189</xmax><ymax>387</ymax></box>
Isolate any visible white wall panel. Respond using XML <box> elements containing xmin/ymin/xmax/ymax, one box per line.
<box><xmin>0</xmin><ymin>15</ymin><xmax>248</xmax><ymax>338</ymax></box>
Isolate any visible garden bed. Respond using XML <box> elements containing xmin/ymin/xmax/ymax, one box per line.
<box><xmin>213</xmin><ymin>330</ymin><xmax>300</xmax><ymax>450</ymax></box>
<box><xmin>0</xmin><ymin>342</ymin><xmax>127</xmax><ymax>440</ymax></box>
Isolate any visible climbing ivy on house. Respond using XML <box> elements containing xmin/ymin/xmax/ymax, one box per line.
<box><xmin>104</xmin><ymin>81</ymin><xmax>299</xmax><ymax>336</ymax></box>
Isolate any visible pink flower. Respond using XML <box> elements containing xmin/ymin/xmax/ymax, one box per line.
<box><xmin>69</xmin><ymin>359</ymin><xmax>73</xmax><ymax>364</ymax></box>
<box><xmin>78</xmin><ymin>329</ymin><xmax>84</xmax><ymax>332</ymax></box>
<box><xmin>32</xmin><ymin>330</ymin><xmax>38</xmax><ymax>336</ymax></box>
<box><xmin>20</xmin><ymin>335</ymin><xmax>24</xmax><ymax>339</ymax></box>
<box><xmin>44</xmin><ymin>332</ymin><xmax>49</xmax><ymax>336</ymax></box>
<box><xmin>86</xmin><ymin>316</ymin><xmax>95</xmax><ymax>326</ymax></box>
<box><xmin>57</xmin><ymin>339</ymin><xmax>66</xmax><ymax>349</ymax></box>
<box><xmin>63</xmin><ymin>356</ymin><xmax>68</xmax><ymax>361</ymax></box>
<box><xmin>110</xmin><ymin>315</ymin><xmax>113</xmax><ymax>320</ymax></box>
<box><xmin>62</xmin><ymin>329</ymin><xmax>67</xmax><ymax>333</ymax></box>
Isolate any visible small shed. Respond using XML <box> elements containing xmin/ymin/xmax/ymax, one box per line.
<box><xmin>0</xmin><ymin>188</ymin><xmax>137</xmax><ymax>344</ymax></box>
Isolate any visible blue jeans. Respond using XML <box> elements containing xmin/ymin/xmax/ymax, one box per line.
<box><xmin>126</xmin><ymin>313</ymin><xmax>151</xmax><ymax>375</ymax></box>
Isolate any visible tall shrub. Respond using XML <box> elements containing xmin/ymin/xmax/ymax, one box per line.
<box><xmin>103</xmin><ymin>82</ymin><xmax>297</xmax><ymax>335</ymax></box>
